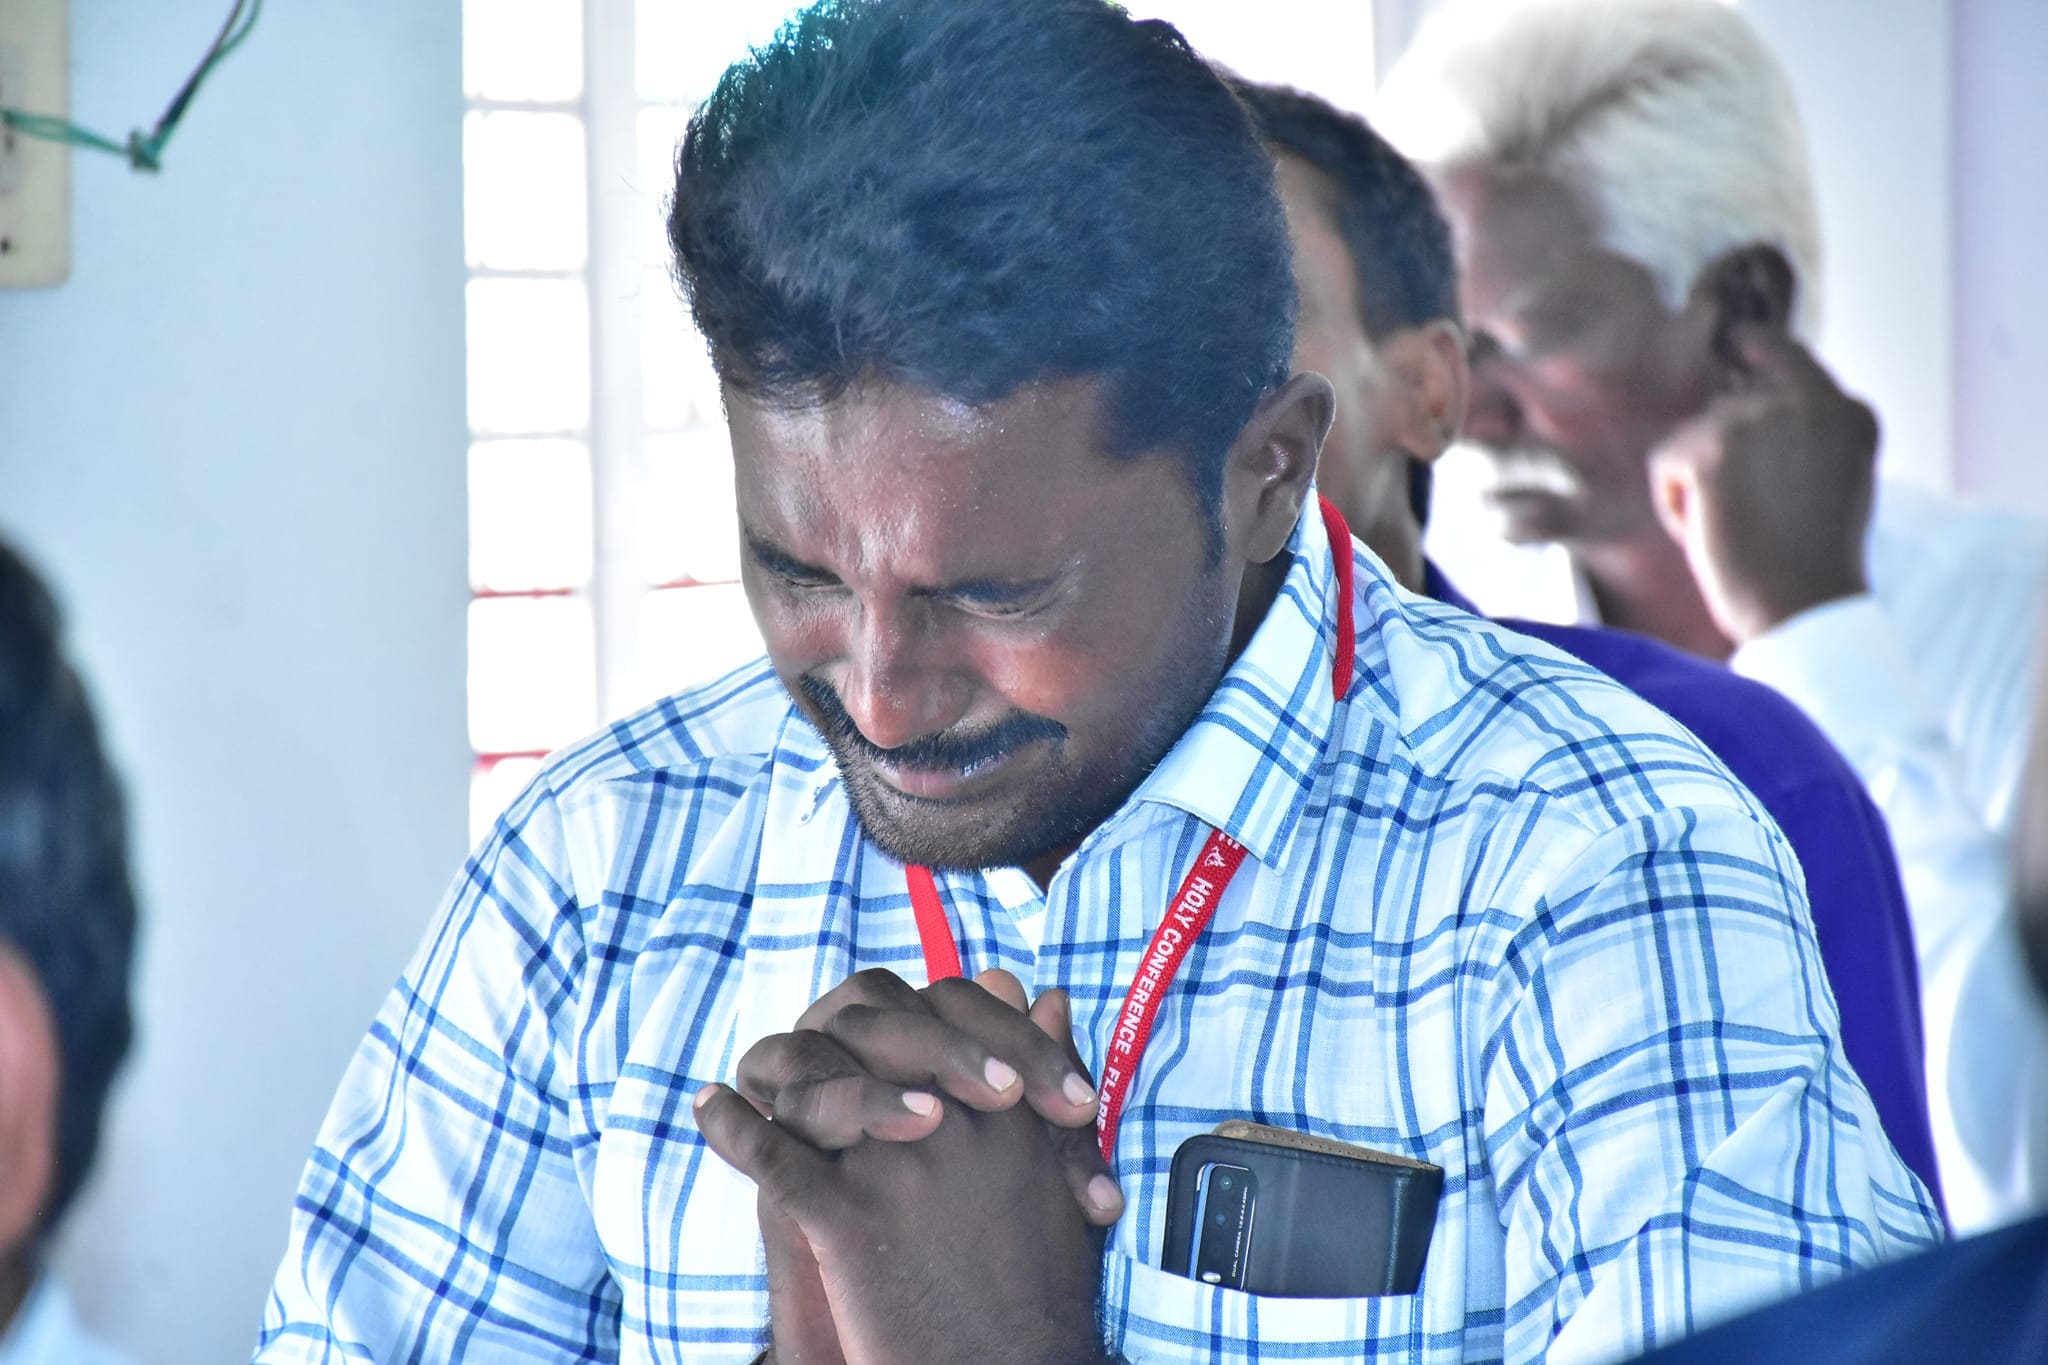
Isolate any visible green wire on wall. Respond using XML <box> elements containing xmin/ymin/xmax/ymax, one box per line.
<box><xmin>0</xmin><ymin>0</ymin><xmax>263</xmax><ymax>174</ymax></box>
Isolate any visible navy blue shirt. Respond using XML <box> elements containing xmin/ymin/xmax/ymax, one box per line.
<box><xmin>1636</xmin><ymin>1214</ymin><xmax>2048</xmax><ymax>1361</ymax></box>
<box><xmin>1427</xmin><ymin>562</ymin><xmax>1944</xmax><ymax>1210</ymax></box>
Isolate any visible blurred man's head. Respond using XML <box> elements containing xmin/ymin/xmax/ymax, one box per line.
<box><xmin>1375</xmin><ymin>0</ymin><xmax>1819</xmax><ymax>551</ymax></box>
<box><xmin>0</xmin><ymin>542</ymin><xmax>136</xmax><ymax>1308</ymax></box>
<box><xmin>667</xmin><ymin>0</ymin><xmax>1328</xmax><ymax>879</ymax></box>
<box><xmin>1238</xmin><ymin>81</ymin><xmax>1466</xmax><ymax>588</ymax></box>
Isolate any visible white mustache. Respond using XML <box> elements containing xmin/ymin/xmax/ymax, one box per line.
<box><xmin>1471</xmin><ymin>444</ymin><xmax>1585</xmax><ymax>499</ymax></box>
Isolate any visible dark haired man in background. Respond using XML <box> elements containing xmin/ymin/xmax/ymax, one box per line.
<box><xmin>1236</xmin><ymin>79</ymin><xmax>1941</xmax><ymax>1209</ymax></box>
<box><xmin>260</xmin><ymin>1</ymin><xmax>1936</xmax><ymax>1360</ymax></box>
<box><xmin>0</xmin><ymin>542</ymin><xmax>138</xmax><ymax>1365</ymax></box>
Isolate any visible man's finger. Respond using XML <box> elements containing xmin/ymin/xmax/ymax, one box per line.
<box><xmin>736</xmin><ymin>1029</ymin><xmax>943</xmax><ymax>1149</ymax></box>
<box><xmin>793</xmin><ymin>967</ymin><xmax>930</xmax><ymax>1034</ymax></box>
<box><xmin>1027</xmin><ymin>989</ymin><xmax>1082</xmax><ymax>1063</ymax></box>
<box><xmin>820</xmin><ymin>1002</ymin><xmax>1040</xmax><ymax>1112</ymax></box>
<box><xmin>775</xmin><ymin>1071</ymin><xmax>944</xmax><ymax>1149</ymax></box>
<box><xmin>1029</xmin><ymin>989</ymin><xmax>1125</xmax><ymax>1226</ymax></box>
<box><xmin>1052</xmin><ymin>1124</ymin><xmax>1125</xmax><ymax>1227</ymax></box>
<box><xmin>693</xmin><ymin>1083</ymin><xmax>838</xmax><ymax>1219</ymax></box>
<box><xmin>924</xmin><ymin>976</ymin><xmax>1100</xmax><ymax>1126</ymax></box>
<box><xmin>975</xmin><ymin>967</ymin><xmax>1029</xmax><ymax>1012</ymax></box>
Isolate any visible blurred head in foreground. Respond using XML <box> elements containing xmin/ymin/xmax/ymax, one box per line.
<box><xmin>0</xmin><ymin>542</ymin><xmax>137</xmax><ymax>1323</ymax></box>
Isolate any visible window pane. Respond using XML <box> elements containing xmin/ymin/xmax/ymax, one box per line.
<box><xmin>469</xmin><ymin>439</ymin><xmax>594</xmax><ymax>592</ymax></box>
<box><xmin>640</xmin><ymin>430</ymin><xmax>740</xmax><ymax>586</ymax></box>
<box><xmin>624</xmin><ymin>583</ymin><xmax>763</xmax><ymax>712</ymax></box>
<box><xmin>463</xmin><ymin>0</ymin><xmax>584</xmax><ymax>102</ymax></box>
<box><xmin>464</xmin><ymin>111</ymin><xmax>589</xmax><ymax>271</ymax></box>
<box><xmin>467</xmin><ymin>277</ymin><xmax>591</xmax><ymax>434</ymax></box>
<box><xmin>467</xmin><ymin>595</ymin><xmax>598</xmax><ymax>753</ymax></box>
<box><xmin>639</xmin><ymin>268</ymin><xmax>721</xmax><ymax>429</ymax></box>
<box><xmin>636</xmin><ymin>0</ymin><xmax>808</xmax><ymax>103</ymax></box>
<box><xmin>470</xmin><ymin>754</ymin><xmax>547</xmax><ymax>846</ymax></box>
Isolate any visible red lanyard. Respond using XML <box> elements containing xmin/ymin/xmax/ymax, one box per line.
<box><xmin>907</xmin><ymin>496</ymin><xmax>1357</xmax><ymax>1162</ymax></box>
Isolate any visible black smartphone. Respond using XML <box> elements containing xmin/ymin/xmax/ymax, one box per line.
<box><xmin>1161</xmin><ymin>1121</ymin><xmax>1444</xmax><ymax>1299</ymax></box>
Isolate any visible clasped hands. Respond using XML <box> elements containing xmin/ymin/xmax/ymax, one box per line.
<box><xmin>693</xmin><ymin>968</ymin><xmax>1124</xmax><ymax>1364</ymax></box>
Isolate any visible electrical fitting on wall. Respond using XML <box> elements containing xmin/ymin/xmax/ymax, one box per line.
<box><xmin>0</xmin><ymin>0</ymin><xmax>262</xmax><ymax>289</ymax></box>
<box><xmin>0</xmin><ymin>0</ymin><xmax>70</xmax><ymax>287</ymax></box>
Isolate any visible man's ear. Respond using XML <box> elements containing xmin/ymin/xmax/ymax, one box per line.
<box><xmin>1691</xmin><ymin>243</ymin><xmax>1798</xmax><ymax>338</ymax></box>
<box><xmin>0</xmin><ymin>949</ymin><xmax>57</xmax><ymax>1258</ymax></box>
<box><xmin>1224</xmin><ymin>371</ymin><xmax>1332</xmax><ymax>565</ymax></box>
<box><xmin>1379</xmin><ymin>319</ymin><xmax>1471</xmax><ymax>466</ymax></box>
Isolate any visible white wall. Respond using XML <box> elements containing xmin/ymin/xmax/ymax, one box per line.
<box><xmin>1953</xmin><ymin>0</ymin><xmax>2048</xmax><ymax>520</ymax></box>
<box><xmin>1751</xmin><ymin>0</ymin><xmax>2048</xmax><ymax>517</ymax></box>
<box><xmin>0</xmin><ymin>4</ymin><xmax>468</xmax><ymax>1360</ymax></box>
<box><xmin>1743</xmin><ymin>0</ymin><xmax>1954</xmax><ymax>496</ymax></box>
<box><xmin>1751</xmin><ymin>0</ymin><xmax>2041</xmax><ymax>518</ymax></box>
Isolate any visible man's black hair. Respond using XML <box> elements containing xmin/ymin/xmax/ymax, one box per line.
<box><xmin>668</xmin><ymin>0</ymin><xmax>1297</xmax><ymax>514</ymax></box>
<box><xmin>0</xmin><ymin>542</ymin><xmax>136</xmax><ymax>1240</ymax></box>
<box><xmin>1236</xmin><ymin>81</ymin><xmax>1458</xmax><ymax>528</ymax></box>
<box><xmin>1237</xmin><ymin>81</ymin><xmax>1456</xmax><ymax>343</ymax></box>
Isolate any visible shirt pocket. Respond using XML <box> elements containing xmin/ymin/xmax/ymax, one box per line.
<box><xmin>1102</xmin><ymin>1247</ymin><xmax>1424</xmax><ymax>1363</ymax></box>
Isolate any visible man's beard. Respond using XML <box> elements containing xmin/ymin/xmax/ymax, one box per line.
<box><xmin>796</xmin><ymin>674</ymin><xmax>1181</xmax><ymax>873</ymax></box>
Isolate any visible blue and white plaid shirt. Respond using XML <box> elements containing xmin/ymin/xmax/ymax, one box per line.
<box><xmin>258</xmin><ymin>503</ymin><xmax>1939</xmax><ymax>1363</ymax></box>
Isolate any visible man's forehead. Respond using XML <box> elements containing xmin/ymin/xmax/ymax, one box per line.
<box><xmin>728</xmin><ymin>376</ymin><xmax>1117</xmax><ymax>450</ymax></box>
<box><xmin>726</xmin><ymin>376</ymin><xmax>1145</xmax><ymax>556</ymax></box>
<box><xmin>728</xmin><ymin>383</ymin><xmax>1008</xmax><ymax>456</ymax></box>
<box><xmin>1439</xmin><ymin>164</ymin><xmax>1611</xmax><ymax>306</ymax></box>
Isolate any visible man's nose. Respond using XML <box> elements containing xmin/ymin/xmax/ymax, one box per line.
<box><xmin>836</xmin><ymin>601</ymin><xmax>972</xmax><ymax>753</ymax></box>
<box><xmin>1461</xmin><ymin>334</ymin><xmax>1524</xmax><ymax>450</ymax></box>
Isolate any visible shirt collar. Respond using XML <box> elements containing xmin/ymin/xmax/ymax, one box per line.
<box><xmin>1122</xmin><ymin>497</ymin><xmax>1343</xmax><ymax>870</ymax></box>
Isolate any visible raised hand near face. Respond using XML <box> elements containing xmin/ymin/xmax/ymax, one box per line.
<box><xmin>696</xmin><ymin>969</ymin><xmax>1118</xmax><ymax>1364</ymax></box>
<box><xmin>1649</xmin><ymin>324</ymin><xmax>1878</xmax><ymax>648</ymax></box>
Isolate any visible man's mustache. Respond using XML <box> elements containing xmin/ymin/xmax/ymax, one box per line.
<box><xmin>798</xmin><ymin>675</ymin><xmax>1066</xmax><ymax>772</ymax></box>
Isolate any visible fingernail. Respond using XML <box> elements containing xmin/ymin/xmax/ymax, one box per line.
<box><xmin>1088</xmin><ymin>1175</ymin><xmax>1125</xmax><ymax>1214</ymax></box>
<box><xmin>692</xmin><ymin>1085</ymin><xmax>716</xmax><ymax>1111</ymax></box>
<box><xmin>902</xmin><ymin>1090</ymin><xmax>938</xmax><ymax>1116</ymax></box>
<box><xmin>1063</xmin><ymin>1074</ymin><xmax>1097</xmax><ymax>1107</ymax></box>
<box><xmin>985</xmin><ymin>1058</ymin><xmax>1020</xmax><ymax>1091</ymax></box>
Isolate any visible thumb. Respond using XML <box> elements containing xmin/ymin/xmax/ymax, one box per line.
<box><xmin>761</xmin><ymin>1200</ymin><xmax>850</xmax><ymax>1365</ymax></box>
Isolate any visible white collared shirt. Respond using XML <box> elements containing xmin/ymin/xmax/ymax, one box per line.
<box><xmin>260</xmin><ymin>502</ymin><xmax>1937</xmax><ymax>1362</ymax></box>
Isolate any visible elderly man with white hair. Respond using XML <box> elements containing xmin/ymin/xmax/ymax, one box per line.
<box><xmin>1378</xmin><ymin>0</ymin><xmax>2048</xmax><ymax>1233</ymax></box>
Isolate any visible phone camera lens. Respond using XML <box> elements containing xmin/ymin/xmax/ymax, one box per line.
<box><xmin>1217</xmin><ymin>1174</ymin><xmax>1234</xmax><ymax>1190</ymax></box>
